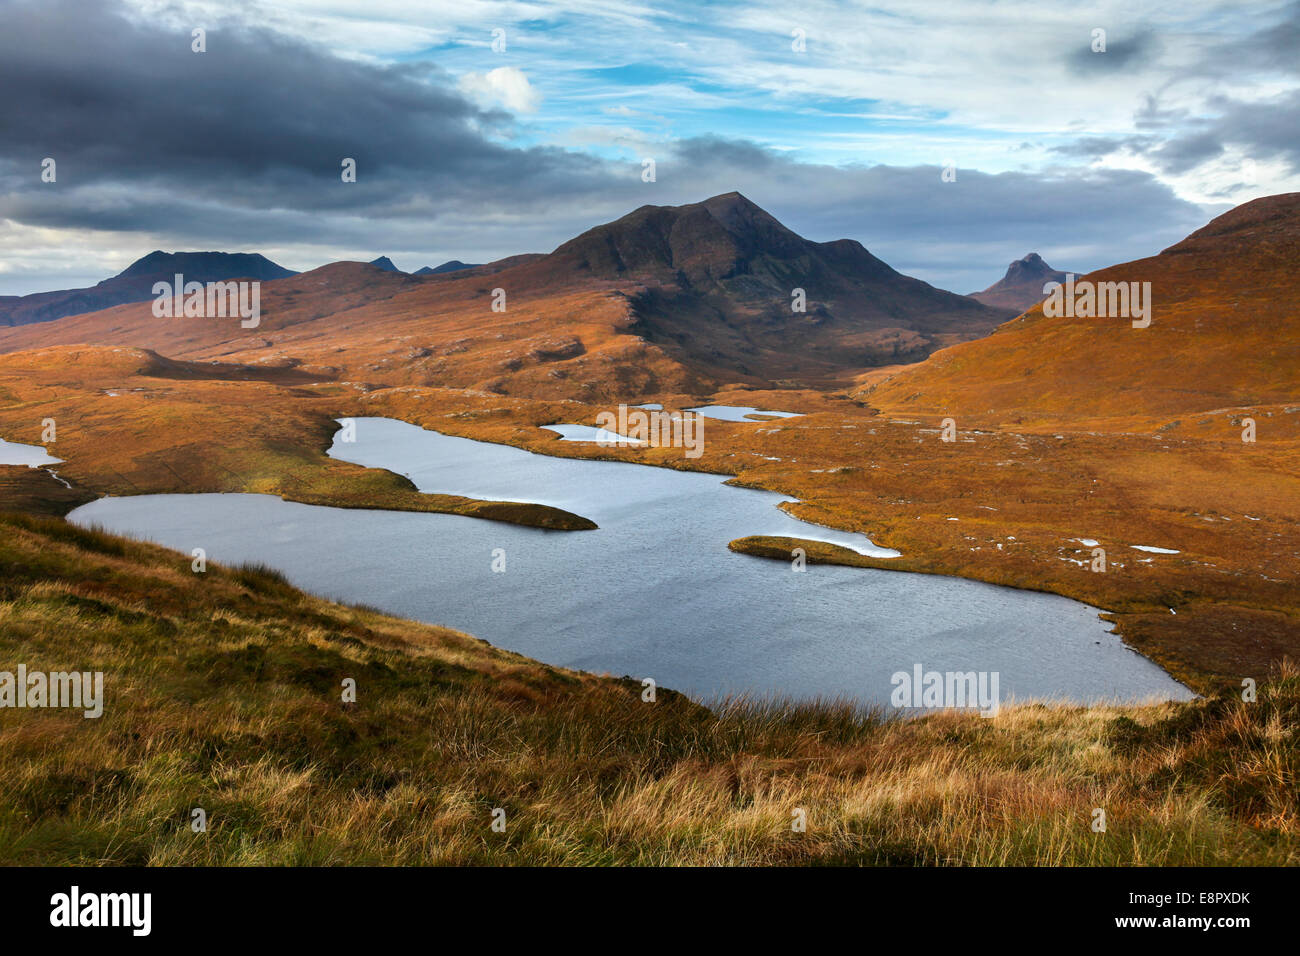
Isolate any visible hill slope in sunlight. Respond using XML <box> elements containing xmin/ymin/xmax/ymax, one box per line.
<box><xmin>867</xmin><ymin>193</ymin><xmax>1300</xmax><ymax>430</ymax></box>
<box><xmin>1</xmin><ymin>512</ymin><xmax>1294</xmax><ymax>865</ymax></box>
<box><xmin>0</xmin><ymin>194</ymin><xmax>1012</xmax><ymax>396</ymax></box>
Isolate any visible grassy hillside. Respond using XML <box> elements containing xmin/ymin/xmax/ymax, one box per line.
<box><xmin>1</xmin><ymin>341</ymin><xmax>1296</xmax><ymax>692</ymax></box>
<box><xmin>0</xmin><ymin>347</ymin><xmax>595</xmax><ymax>530</ymax></box>
<box><xmin>1</xmin><ymin>512</ymin><xmax>1295</xmax><ymax>865</ymax></box>
<box><xmin>867</xmin><ymin>194</ymin><xmax>1300</xmax><ymax>429</ymax></box>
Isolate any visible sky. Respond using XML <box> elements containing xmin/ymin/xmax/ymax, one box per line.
<box><xmin>0</xmin><ymin>0</ymin><xmax>1297</xmax><ymax>295</ymax></box>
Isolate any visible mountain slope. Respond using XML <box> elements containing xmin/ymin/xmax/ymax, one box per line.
<box><xmin>505</xmin><ymin>191</ymin><xmax>1014</xmax><ymax>378</ymax></box>
<box><xmin>0</xmin><ymin>193</ymin><xmax>1013</xmax><ymax>394</ymax></box>
<box><xmin>0</xmin><ymin>251</ymin><xmax>297</xmax><ymax>327</ymax></box>
<box><xmin>969</xmin><ymin>252</ymin><xmax>1068</xmax><ymax>312</ymax></box>
<box><xmin>867</xmin><ymin>193</ymin><xmax>1300</xmax><ymax>428</ymax></box>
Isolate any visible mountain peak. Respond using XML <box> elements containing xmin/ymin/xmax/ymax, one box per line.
<box><xmin>873</xmin><ymin>191</ymin><xmax>1300</xmax><ymax>425</ymax></box>
<box><xmin>369</xmin><ymin>256</ymin><xmax>401</xmax><ymax>272</ymax></box>
<box><xmin>527</xmin><ymin>191</ymin><xmax>1006</xmax><ymax>375</ymax></box>
<box><xmin>116</xmin><ymin>251</ymin><xmax>296</xmax><ymax>281</ymax></box>
<box><xmin>969</xmin><ymin>252</ymin><xmax>1068</xmax><ymax>312</ymax></box>
<box><xmin>548</xmin><ymin>191</ymin><xmax>817</xmax><ymax>286</ymax></box>
<box><xmin>0</xmin><ymin>251</ymin><xmax>296</xmax><ymax>328</ymax></box>
<box><xmin>999</xmin><ymin>252</ymin><xmax>1059</xmax><ymax>284</ymax></box>
<box><xmin>701</xmin><ymin>190</ymin><xmax>758</xmax><ymax>212</ymax></box>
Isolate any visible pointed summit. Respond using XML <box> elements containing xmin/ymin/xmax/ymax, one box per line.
<box><xmin>368</xmin><ymin>256</ymin><xmax>401</xmax><ymax>273</ymax></box>
<box><xmin>523</xmin><ymin>191</ymin><xmax>1010</xmax><ymax>374</ymax></box>
<box><xmin>549</xmin><ymin>191</ymin><xmax>859</xmax><ymax>285</ymax></box>
<box><xmin>969</xmin><ymin>252</ymin><xmax>1068</xmax><ymax>313</ymax></box>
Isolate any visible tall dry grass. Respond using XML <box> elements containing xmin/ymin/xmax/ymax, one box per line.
<box><xmin>0</xmin><ymin>513</ymin><xmax>1294</xmax><ymax>865</ymax></box>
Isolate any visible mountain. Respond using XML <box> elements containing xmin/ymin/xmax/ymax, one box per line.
<box><xmin>0</xmin><ymin>193</ymin><xmax>1016</xmax><ymax>395</ymax></box>
<box><xmin>502</xmin><ymin>191</ymin><xmax>1014</xmax><ymax>377</ymax></box>
<box><xmin>867</xmin><ymin>193</ymin><xmax>1300</xmax><ymax>427</ymax></box>
<box><xmin>414</xmin><ymin>260</ymin><xmax>481</xmax><ymax>275</ymax></box>
<box><xmin>369</xmin><ymin>256</ymin><xmax>401</xmax><ymax>272</ymax></box>
<box><xmin>0</xmin><ymin>251</ymin><xmax>297</xmax><ymax>328</ymax></box>
<box><xmin>116</xmin><ymin>251</ymin><xmax>296</xmax><ymax>282</ymax></box>
<box><xmin>969</xmin><ymin>252</ymin><xmax>1068</xmax><ymax>312</ymax></box>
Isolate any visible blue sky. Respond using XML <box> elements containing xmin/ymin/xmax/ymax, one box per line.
<box><xmin>1</xmin><ymin>0</ymin><xmax>1297</xmax><ymax>294</ymax></box>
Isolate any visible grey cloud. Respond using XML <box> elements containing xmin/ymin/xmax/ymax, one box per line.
<box><xmin>1133</xmin><ymin>95</ymin><xmax>1190</xmax><ymax>131</ymax></box>
<box><xmin>1151</xmin><ymin>131</ymin><xmax>1226</xmax><ymax>175</ymax></box>
<box><xmin>0</xmin><ymin>0</ymin><xmax>627</xmax><ymax>221</ymax></box>
<box><xmin>0</xmin><ymin>0</ymin><xmax>1231</xmax><ymax>297</ymax></box>
<box><xmin>1203</xmin><ymin>89</ymin><xmax>1300</xmax><ymax>168</ymax></box>
<box><xmin>1049</xmin><ymin>135</ymin><xmax>1157</xmax><ymax>159</ymax></box>
<box><xmin>1097</xmin><ymin>88</ymin><xmax>1300</xmax><ymax>177</ymax></box>
<box><xmin>1066</xmin><ymin>29</ymin><xmax>1159</xmax><ymax>74</ymax></box>
<box><xmin>1213</xmin><ymin>0</ymin><xmax>1300</xmax><ymax>76</ymax></box>
<box><xmin>1081</xmin><ymin>3</ymin><xmax>1300</xmax><ymax>175</ymax></box>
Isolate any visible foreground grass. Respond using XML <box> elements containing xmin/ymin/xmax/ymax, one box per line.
<box><xmin>0</xmin><ymin>512</ymin><xmax>1295</xmax><ymax>865</ymax></box>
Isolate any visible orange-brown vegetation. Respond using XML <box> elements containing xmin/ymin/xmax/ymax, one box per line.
<box><xmin>1</xmin><ymin>194</ymin><xmax>1297</xmax><ymax>694</ymax></box>
<box><xmin>1</xmin><ymin>513</ymin><xmax>1295</xmax><ymax>865</ymax></box>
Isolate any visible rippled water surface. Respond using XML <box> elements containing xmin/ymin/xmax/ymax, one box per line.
<box><xmin>69</xmin><ymin>417</ymin><xmax>1193</xmax><ymax>707</ymax></box>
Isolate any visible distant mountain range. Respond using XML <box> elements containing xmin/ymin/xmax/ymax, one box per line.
<box><xmin>25</xmin><ymin>190</ymin><xmax>1296</xmax><ymax>413</ymax></box>
<box><xmin>0</xmin><ymin>252</ymin><xmax>297</xmax><ymax>328</ymax></box>
<box><xmin>1</xmin><ymin>252</ymin><xmax>487</xmax><ymax>328</ymax></box>
<box><xmin>1</xmin><ymin>192</ymin><xmax>1297</xmax><ymax>413</ymax></box>
<box><xmin>0</xmin><ymin>194</ymin><xmax>1014</xmax><ymax>384</ymax></box>
<box><xmin>373</xmin><ymin>257</ymin><xmax>483</xmax><ymax>275</ymax></box>
<box><xmin>414</xmin><ymin>260</ymin><xmax>481</xmax><ymax>275</ymax></box>
<box><xmin>969</xmin><ymin>252</ymin><xmax>1069</xmax><ymax>313</ymax></box>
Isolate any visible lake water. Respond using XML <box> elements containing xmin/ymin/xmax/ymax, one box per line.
<box><xmin>687</xmin><ymin>405</ymin><xmax>802</xmax><ymax>421</ymax></box>
<box><xmin>0</xmin><ymin>437</ymin><xmax>62</xmax><ymax>467</ymax></box>
<box><xmin>541</xmin><ymin>424</ymin><xmax>645</xmax><ymax>444</ymax></box>
<box><xmin>68</xmin><ymin>417</ymin><xmax>1193</xmax><ymax>708</ymax></box>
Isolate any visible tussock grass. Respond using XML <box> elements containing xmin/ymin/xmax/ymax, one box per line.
<box><xmin>0</xmin><ymin>512</ymin><xmax>1295</xmax><ymax>865</ymax></box>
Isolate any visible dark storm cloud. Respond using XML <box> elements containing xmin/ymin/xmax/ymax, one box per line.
<box><xmin>0</xmin><ymin>0</ymin><xmax>1223</xmax><ymax>295</ymax></box>
<box><xmin>0</xmin><ymin>0</ymin><xmax>626</xmax><ymax>228</ymax></box>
